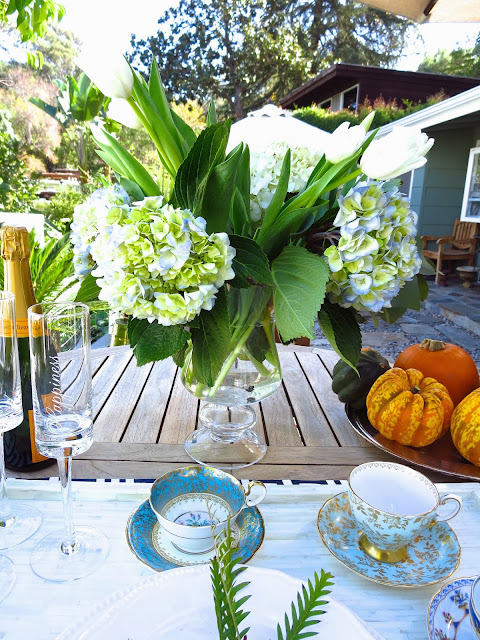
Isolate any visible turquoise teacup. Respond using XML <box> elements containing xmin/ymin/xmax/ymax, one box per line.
<box><xmin>149</xmin><ymin>466</ymin><xmax>266</xmax><ymax>554</ymax></box>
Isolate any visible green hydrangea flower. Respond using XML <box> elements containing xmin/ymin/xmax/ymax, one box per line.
<box><xmin>71</xmin><ymin>185</ymin><xmax>130</xmax><ymax>276</ymax></box>
<box><xmin>324</xmin><ymin>182</ymin><xmax>421</xmax><ymax>313</ymax></box>
<box><xmin>89</xmin><ymin>196</ymin><xmax>236</xmax><ymax>325</ymax></box>
<box><xmin>249</xmin><ymin>142</ymin><xmax>323</xmax><ymax>223</ymax></box>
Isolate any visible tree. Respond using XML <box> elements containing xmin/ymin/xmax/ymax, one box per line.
<box><xmin>129</xmin><ymin>0</ymin><xmax>411</xmax><ymax>120</ymax></box>
<box><xmin>0</xmin><ymin>0</ymin><xmax>65</xmax><ymax>42</ymax></box>
<box><xmin>417</xmin><ymin>34</ymin><xmax>480</xmax><ymax>78</ymax></box>
<box><xmin>33</xmin><ymin>26</ymin><xmax>81</xmax><ymax>80</ymax></box>
<box><xmin>0</xmin><ymin>58</ymin><xmax>62</xmax><ymax>171</ymax></box>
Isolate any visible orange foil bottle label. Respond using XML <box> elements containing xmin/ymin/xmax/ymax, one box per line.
<box><xmin>28</xmin><ymin>410</ymin><xmax>49</xmax><ymax>463</ymax></box>
<box><xmin>30</xmin><ymin>319</ymin><xmax>47</xmax><ymax>339</ymax></box>
<box><xmin>16</xmin><ymin>318</ymin><xmax>29</xmax><ymax>338</ymax></box>
<box><xmin>0</xmin><ymin>318</ymin><xmax>14</xmax><ymax>337</ymax></box>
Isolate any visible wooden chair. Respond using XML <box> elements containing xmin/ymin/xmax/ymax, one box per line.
<box><xmin>422</xmin><ymin>220</ymin><xmax>478</xmax><ymax>285</ymax></box>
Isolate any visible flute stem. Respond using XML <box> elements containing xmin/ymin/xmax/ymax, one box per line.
<box><xmin>0</xmin><ymin>433</ymin><xmax>14</xmax><ymax>528</ymax></box>
<box><xmin>57</xmin><ymin>455</ymin><xmax>78</xmax><ymax>555</ymax></box>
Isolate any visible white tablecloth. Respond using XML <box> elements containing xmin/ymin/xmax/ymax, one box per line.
<box><xmin>1</xmin><ymin>478</ymin><xmax>480</xmax><ymax>640</ymax></box>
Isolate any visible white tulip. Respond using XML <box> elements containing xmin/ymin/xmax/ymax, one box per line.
<box><xmin>90</xmin><ymin>124</ymin><xmax>111</xmax><ymax>146</ymax></box>
<box><xmin>107</xmin><ymin>98</ymin><xmax>142</xmax><ymax>129</ymax></box>
<box><xmin>360</xmin><ymin>126</ymin><xmax>434</xmax><ymax>180</ymax></box>
<box><xmin>323</xmin><ymin>121</ymin><xmax>367</xmax><ymax>164</ymax></box>
<box><xmin>77</xmin><ymin>51</ymin><xmax>134</xmax><ymax>100</ymax></box>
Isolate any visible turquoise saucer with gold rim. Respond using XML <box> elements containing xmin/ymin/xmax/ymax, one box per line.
<box><xmin>126</xmin><ymin>499</ymin><xmax>264</xmax><ymax>571</ymax></box>
<box><xmin>317</xmin><ymin>492</ymin><xmax>460</xmax><ymax>588</ymax></box>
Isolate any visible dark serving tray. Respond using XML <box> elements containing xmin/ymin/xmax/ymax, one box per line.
<box><xmin>345</xmin><ymin>404</ymin><xmax>480</xmax><ymax>481</ymax></box>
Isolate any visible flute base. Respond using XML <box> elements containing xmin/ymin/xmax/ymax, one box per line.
<box><xmin>30</xmin><ymin>526</ymin><xmax>109</xmax><ymax>582</ymax></box>
<box><xmin>0</xmin><ymin>555</ymin><xmax>15</xmax><ymax>602</ymax></box>
<box><xmin>0</xmin><ymin>503</ymin><xmax>42</xmax><ymax>550</ymax></box>
<box><xmin>184</xmin><ymin>404</ymin><xmax>267</xmax><ymax>470</ymax></box>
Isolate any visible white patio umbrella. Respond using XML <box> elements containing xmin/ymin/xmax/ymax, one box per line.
<box><xmin>358</xmin><ymin>0</ymin><xmax>480</xmax><ymax>22</ymax></box>
<box><xmin>227</xmin><ymin>104</ymin><xmax>331</xmax><ymax>153</ymax></box>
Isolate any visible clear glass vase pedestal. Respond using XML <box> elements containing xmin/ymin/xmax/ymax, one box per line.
<box><xmin>184</xmin><ymin>404</ymin><xmax>267</xmax><ymax>470</ymax></box>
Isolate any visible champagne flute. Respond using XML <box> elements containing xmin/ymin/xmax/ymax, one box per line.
<box><xmin>28</xmin><ymin>302</ymin><xmax>108</xmax><ymax>581</ymax></box>
<box><xmin>0</xmin><ymin>292</ymin><xmax>42</xmax><ymax>600</ymax></box>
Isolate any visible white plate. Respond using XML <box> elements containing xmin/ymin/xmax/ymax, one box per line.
<box><xmin>57</xmin><ymin>565</ymin><xmax>384</xmax><ymax>640</ymax></box>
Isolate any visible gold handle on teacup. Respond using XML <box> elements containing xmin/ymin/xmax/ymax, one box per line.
<box><xmin>435</xmin><ymin>494</ymin><xmax>462</xmax><ymax>522</ymax></box>
<box><xmin>245</xmin><ymin>481</ymin><xmax>266</xmax><ymax>507</ymax></box>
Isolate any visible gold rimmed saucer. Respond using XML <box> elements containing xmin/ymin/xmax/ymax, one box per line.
<box><xmin>317</xmin><ymin>492</ymin><xmax>460</xmax><ymax>588</ymax></box>
<box><xmin>126</xmin><ymin>499</ymin><xmax>265</xmax><ymax>571</ymax></box>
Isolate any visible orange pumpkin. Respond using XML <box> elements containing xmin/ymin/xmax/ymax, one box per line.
<box><xmin>366</xmin><ymin>367</ymin><xmax>454</xmax><ymax>447</ymax></box>
<box><xmin>450</xmin><ymin>388</ymin><xmax>480</xmax><ymax>466</ymax></box>
<box><xmin>394</xmin><ymin>339</ymin><xmax>479</xmax><ymax>407</ymax></box>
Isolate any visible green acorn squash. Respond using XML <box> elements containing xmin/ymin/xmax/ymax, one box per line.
<box><xmin>332</xmin><ymin>348</ymin><xmax>390</xmax><ymax>410</ymax></box>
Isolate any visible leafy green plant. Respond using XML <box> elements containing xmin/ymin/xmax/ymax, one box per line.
<box><xmin>211</xmin><ymin>524</ymin><xmax>251</xmax><ymax>640</ymax></box>
<box><xmin>211</xmin><ymin>524</ymin><xmax>334</xmax><ymax>640</ymax></box>
<box><xmin>0</xmin><ymin>109</ymin><xmax>38</xmax><ymax>212</ymax></box>
<box><xmin>35</xmin><ymin>184</ymin><xmax>86</xmax><ymax>233</ymax></box>
<box><xmin>0</xmin><ymin>230</ymin><xmax>77</xmax><ymax>301</ymax></box>
<box><xmin>293</xmin><ymin>93</ymin><xmax>447</xmax><ymax>133</ymax></box>
<box><xmin>30</xmin><ymin>73</ymin><xmax>108</xmax><ymax>180</ymax></box>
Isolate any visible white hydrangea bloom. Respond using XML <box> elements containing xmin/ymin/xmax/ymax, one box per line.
<box><xmin>324</xmin><ymin>182</ymin><xmax>422</xmax><ymax>314</ymax></box>
<box><xmin>71</xmin><ymin>184</ymin><xmax>130</xmax><ymax>276</ymax></box>
<box><xmin>89</xmin><ymin>196</ymin><xmax>236</xmax><ymax>325</ymax></box>
<box><xmin>249</xmin><ymin>142</ymin><xmax>323</xmax><ymax>223</ymax></box>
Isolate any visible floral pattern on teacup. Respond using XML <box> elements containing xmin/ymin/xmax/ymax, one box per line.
<box><xmin>318</xmin><ymin>492</ymin><xmax>460</xmax><ymax>587</ymax></box>
<box><xmin>174</xmin><ymin>511</ymin><xmax>216</xmax><ymax>527</ymax></box>
<box><xmin>348</xmin><ymin>488</ymin><xmax>435</xmax><ymax>550</ymax></box>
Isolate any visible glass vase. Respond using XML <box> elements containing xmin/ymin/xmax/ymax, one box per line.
<box><xmin>181</xmin><ymin>286</ymin><xmax>282</xmax><ymax>469</ymax></box>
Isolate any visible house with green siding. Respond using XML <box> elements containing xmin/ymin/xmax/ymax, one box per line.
<box><xmin>377</xmin><ymin>86</ymin><xmax>480</xmax><ymax>266</ymax></box>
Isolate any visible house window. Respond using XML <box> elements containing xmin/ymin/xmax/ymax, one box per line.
<box><xmin>319</xmin><ymin>99</ymin><xmax>331</xmax><ymax>110</ymax></box>
<box><xmin>461</xmin><ymin>147</ymin><xmax>480</xmax><ymax>222</ymax></box>
<box><xmin>341</xmin><ymin>85</ymin><xmax>359</xmax><ymax>112</ymax></box>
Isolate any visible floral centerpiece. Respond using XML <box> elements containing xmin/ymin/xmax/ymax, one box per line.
<box><xmin>73</xmin><ymin>53</ymin><xmax>434</xmax><ymax>463</ymax></box>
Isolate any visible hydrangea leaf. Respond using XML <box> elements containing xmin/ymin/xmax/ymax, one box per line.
<box><xmin>128</xmin><ymin>319</ymin><xmax>190</xmax><ymax>366</ymax></box>
<box><xmin>389</xmin><ymin>276</ymin><xmax>423</xmax><ymax>310</ymax></box>
<box><xmin>416</xmin><ymin>235</ymin><xmax>436</xmax><ymax>276</ymax></box>
<box><xmin>229</xmin><ymin>235</ymin><xmax>273</xmax><ymax>289</ymax></box>
<box><xmin>190</xmin><ymin>287</ymin><xmax>231</xmax><ymax>386</ymax></box>
<box><xmin>272</xmin><ymin>246</ymin><xmax>328</xmax><ymax>342</ymax></box>
<box><xmin>317</xmin><ymin>300</ymin><xmax>362</xmax><ymax>370</ymax></box>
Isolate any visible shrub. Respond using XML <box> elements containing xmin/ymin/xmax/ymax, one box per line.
<box><xmin>293</xmin><ymin>93</ymin><xmax>447</xmax><ymax>132</ymax></box>
<box><xmin>0</xmin><ymin>109</ymin><xmax>39</xmax><ymax>212</ymax></box>
<box><xmin>38</xmin><ymin>184</ymin><xmax>86</xmax><ymax>233</ymax></box>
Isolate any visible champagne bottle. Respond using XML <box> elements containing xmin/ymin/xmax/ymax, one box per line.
<box><xmin>1</xmin><ymin>226</ymin><xmax>55</xmax><ymax>470</ymax></box>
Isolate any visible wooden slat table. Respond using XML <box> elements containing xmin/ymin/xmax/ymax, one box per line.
<box><xmin>6</xmin><ymin>345</ymin><xmax>454</xmax><ymax>481</ymax></box>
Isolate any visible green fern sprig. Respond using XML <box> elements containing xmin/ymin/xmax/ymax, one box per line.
<box><xmin>210</xmin><ymin>522</ymin><xmax>251</xmax><ymax>640</ymax></box>
<box><xmin>277</xmin><ymin>570</ymin><xmax>334</xmax><ymax>640</ymax></box>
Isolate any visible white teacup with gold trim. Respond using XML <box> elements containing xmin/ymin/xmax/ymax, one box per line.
<box><xmin>348</xmin><ymin>462</ymin><xmax>462</xmax><ymax>563</ymax></box>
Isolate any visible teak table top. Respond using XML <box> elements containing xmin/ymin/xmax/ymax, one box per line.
<box><xmin>9</xmin><ymin>344</ymin><xmax>455</xmax><ymax>481</ymax></box>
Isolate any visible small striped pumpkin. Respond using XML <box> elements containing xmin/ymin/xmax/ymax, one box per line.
<box><xmin>450</xmin><ymin>388</ymin><xmax>480</xmax><ymax>467</ymax></box>
<box><xmin>366</xmin><ymin>367</ymin><xmax>454</xmax><ymax>447</ymax></box>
